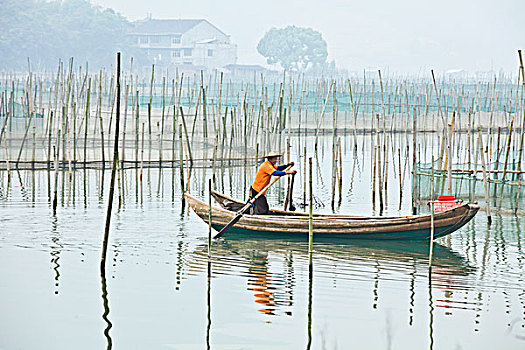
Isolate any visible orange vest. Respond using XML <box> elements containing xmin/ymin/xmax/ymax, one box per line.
<box><xmin>251</xmin><ymin>160</ymin><xmax>277</xmax><ymax>194</ymax></box>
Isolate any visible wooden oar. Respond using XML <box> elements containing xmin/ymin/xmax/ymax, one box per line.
<box><xmin>213</xmin><ymin>165</ymin><xmax>293</xmax><ymax>238</ymax></box>
<box><xmin>287</xmin><ymin>173</ymin><xmax>296</xmax><ymax>211</ymax></box>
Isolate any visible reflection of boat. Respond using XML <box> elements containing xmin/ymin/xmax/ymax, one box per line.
<box><xmin>183</xmin><ymin>235</ymin><xmax>473</xmax><ymax>317</ymax></box>
<box><xmin>185</xmin><ymin>191</ymin><xmax>479</xmax><ymax>240</ymax></box>
<box><xmin>215</xmin><ymin>235</ymin><xmax>472</xmax><ymax>274</ymax></box>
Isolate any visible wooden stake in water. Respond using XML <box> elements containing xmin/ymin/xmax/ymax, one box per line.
<box><xmin>101</xmin><ymin>52</ymin><xmax>121</xmax><ymax>272</ymax></box>
<box><xmin>53</xmin><ymin>132</ymin><xmax>60</xmax><ymax>215</ymax></box>
<box><xmin>477</xmin><ymin>129</ymin><xmax>492</xmax><ymax>224</ymax></box>
<box><xmin>303</xmin><ymin>146</ymin><xmax>307</xmax><ymax>209</ymax></box>
<box><xmin>208</xmin><ymin>178</ymin><xmax>212</xmax><ymax>256</ymax></box>
<box><xmin>308</xmin><ymin>157</ymin><xmax>313</xmax><ymax>264</ymax></box>
<box><xmin>412</xmin><ymin>107</ymin><xmax>417</xmax><ymax>214</ymax></box>
<box><xmin>514</xmin><ymin>50</ymin><xmax>525</xmax><ymax>213</ymax></box>
<box><xmin>428</xmin><ymin>155</ymin><xmax>435</xmax><ymax>268</ymax></box>
<box><xmin>179</xmin><ymin>124</ymin><xmax>185</xmax><ymax>196</ymax></box>
<box><xmin>372</xmin><ymin>146</ymin><xmax>377</xmax><ymax>210</ymax></box>
<box><xmin>179</xmin><ymin>107</ymin><xmax>193</xmax><ymax>166</ymax></box>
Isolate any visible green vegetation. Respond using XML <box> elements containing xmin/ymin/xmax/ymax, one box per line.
<box><xmin>257</xmin><ymin>26</ymin><xmax>328</xmax><ymax>72</ymax></box>
<box><xmin>0</xmin><ymin>0</ymin><xmax>137</xmax><ymax>69</ymax></box>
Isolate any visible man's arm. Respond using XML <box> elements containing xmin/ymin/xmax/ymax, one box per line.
<box><xmin>276</xmin><ymin>161</ymin><xmax>294</xmax><ymax>171</ymax></box>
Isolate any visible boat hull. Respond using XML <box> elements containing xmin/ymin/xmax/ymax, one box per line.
<box><xmin>184</xmin><ymin>192</ymin><xmax>479</xmax><ymax>240</ymax></box>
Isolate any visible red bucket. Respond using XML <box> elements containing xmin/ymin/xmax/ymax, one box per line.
<box><xmin>430</xmin><ymin>195</ymin><xmax>463</xmax><ymax>213</ymax></box>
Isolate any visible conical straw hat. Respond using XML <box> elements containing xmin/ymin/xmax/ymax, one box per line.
<box><xmin>261</xmin><ymin>151</ymin><xmax>283</xmax><ymax>158</ymax></box>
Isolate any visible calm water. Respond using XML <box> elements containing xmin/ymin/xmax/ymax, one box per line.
<box><xmin>1</xmin><ymin>135</ymin><xmax>525</xmax><ymax>349</ymax></box>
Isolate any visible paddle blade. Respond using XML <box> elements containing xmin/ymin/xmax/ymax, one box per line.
<box><xmin>213</xmin><ymin>212</ymin><xmax>243</xmax><ymax>238</ymax></box>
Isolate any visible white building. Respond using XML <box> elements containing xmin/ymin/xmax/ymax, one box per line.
<box><xmin>130</xmin><ymin>19</ymin><xmax>237</xmax><ymax>71</ymax></box>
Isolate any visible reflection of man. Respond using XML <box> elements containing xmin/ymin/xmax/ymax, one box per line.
<box><xmin>246</xmin><ymin>250</ymin><xmax>295</xmax><ymax>316</ymax></box>
<box><xmin>247</xmin><ymin>253</ymin><xmax>275</xmax><ymax>315</ymax></box>
<box><xmin>250</xmin><ymin>151</ymin><xmax>296</xmax><ymax>215</ymax></box>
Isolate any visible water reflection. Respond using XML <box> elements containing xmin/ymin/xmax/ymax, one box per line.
<box><xmin>50</xmin><ymin>215</ymin><xmax>61</xmax><ymax>295</ymax></box>
<box><xmin>428</xmin><ymin>272</ymin><xmax>434</xmax><ymax>350</ymax></box>
<box><xmin>206</xmin><ymin>260</ymin><xmax>211</xmax><ymax>350</ymax></box>
<box><xmin>185</xmin><ymin>235</ymin><xmax>473</xmax><ymax>319</ymax></box>
<box><xmin>100</xmin><ymin>269</ymin><xmax>113</xmax><ymax>350</ymax></box>
<box><xmin>1</xmin><ymin>133</ymin><xmax>524</xmax><ymax>349</ymax></box>
<box><xmin>306</xmin><ymin>257</ymin><xmax>313</xmax><ymax>350</ymax></box>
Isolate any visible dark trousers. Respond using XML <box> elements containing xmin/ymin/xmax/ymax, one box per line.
<box><xmin>250</xmin><ymin>187</ymin><xmax>269</xmax><ymax>215</ymax></box>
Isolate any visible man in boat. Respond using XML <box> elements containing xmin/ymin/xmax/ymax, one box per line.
<box><xmin>250</xmin><ymin>151</ymin><xmax>296</xmax><ymax>215</ymax></box>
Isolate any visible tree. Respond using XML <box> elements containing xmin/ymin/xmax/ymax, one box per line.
<box><xmin>257</xmin><ymin>26</ymin><xmax>328</xmax><ymax>71</ymax></box>
<box><xmin>0</xmin><ymin>0</ymin><xmax>139</xmax><ymax>70</ymax></box>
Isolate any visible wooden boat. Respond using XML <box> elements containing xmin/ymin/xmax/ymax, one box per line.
<box><xmin>184</xmin><ymin>191</ymin><xmax>479</xmax><ymax>240</ymax></box>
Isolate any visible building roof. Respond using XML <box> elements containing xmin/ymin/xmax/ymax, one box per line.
<box><xmin>224</xmin><ymin>64</ymin><xmax>267</xmax><ymax>71</ymax></box>
<box><xmin>131</xmin><ymin>19</ymin><xmax>227</xmax><ymax>36</ymax></box>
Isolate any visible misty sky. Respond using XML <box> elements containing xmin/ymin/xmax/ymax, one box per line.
<box><xmin>91</xmin><ymin>0</ymin><xmax>524</xmax><ymax>74</ymax></box>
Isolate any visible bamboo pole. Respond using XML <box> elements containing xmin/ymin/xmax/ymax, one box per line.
<box><xmin>499</xmin><ymin>116</ymin><xmax>515</xmax><ymax>199</ymax></box>
<box><xmin>428</xmin><ymin>155</ymin><xmax>435</xmax><ymax>267</ymax></box>
<box><xmin>15</xmin><ymin>102</ymin><xmax>34</xmax><ymax>167</ymax></box>
<box><xmin>303</xmin><ymin>146</ymin><xmax>307</xmax><ymax>209</ymax></box>
<box><xmin>477</xmin><ymin>128</ymin><xmax>492</xmax><ymax>224</ymax></box>
<box><xmin>4</xmin><ymin>132</ymin><xmax>10</xmax><ymax>187</ymax></box>
<box><xmin>48</xmin><ymin>111</ymin><xmax>54</xmax><ymax>168</ymax></box>
<box><xmin>179</xmin><ymin>124</ymin><xmax>185</xmax><ymax>197</ymax></box>
<box><xmin>101</xmin><ymin>52</ymin><xmax>121</xmax><ymax>272</ymax></box>
<box><xmin>179</xmin><ymin>107</ymin><xmax>193</xmax><ymax>166</ymax></box>
<box><xmin>398</xmin><ymin>148</ymin><xmax>403</xmax><ymax>210</ymax></box>
<box><xmin>208</xmin><ymin>178</ymin><xmax>212</xmax><ymax>256</ymax></box>
<box><xmin>372</xmin><ymin>146</ymin><xmax>377</xmax><ymax>210</ymax></box>
<box><xmin>338</xmin><ymin>137</ymin><xmax>343</xmax><ymax>206</ymax></box>
<box><xmin>52</xmin><ymin>132</ymin><xmax>60</xmax><ymax>215</ymax></box>
<box><xmin>83</xmin><ymin>78</ymin><xmax>91</xmax><ymax>165</ymax></box>
<box><xmin>314</xmin><ymin>82</ymin><xmax>334</xmax><ymax>151</ymax></box>
<box><xmin>514</xmin><ymin>50</ymin><xmax>525</xmax><ymax>213</ymax></box>
<box><xmin>308</xmin><ymin>157</ymin><xmax>313</xmax><ymax>261</ymax></box>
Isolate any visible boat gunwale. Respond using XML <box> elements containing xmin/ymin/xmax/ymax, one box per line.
<box><xmin>185</xmin><ymin>192</ymin><xmax>479</xmax><ymax>225</ymax></box>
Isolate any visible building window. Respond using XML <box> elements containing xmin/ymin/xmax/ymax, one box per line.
<box><xmin>172</xmin><ymin>50</ymin><xmax>181</xmax><ymax>57</ymax></box>
<box><xmin>183</xmin><ymin>61</ymin><xmax>192</xmax><ymax>65</ymax></box>
<box><xmin>138</xmin><ymin>36</ymin><xmax>148</xmax><ymax>44</ymax></box>
<box><xmin>172</xmin><ymin>35</ymin><xmax>181</xmax><ymax>44</ymax></box>
<box><xmin>208</xmin><ymin>49</ymin><xmax>213</xmax><ymax>57</ymax></box>
<box><xmin>183</xmin><ymin>48</ymin><xmax>192</xmax><ymax>56</ymax></box>
<box><xmin>150</xmin><ymin>36</ymin><xmax>161</xmax><ymax>44</ymax></box>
